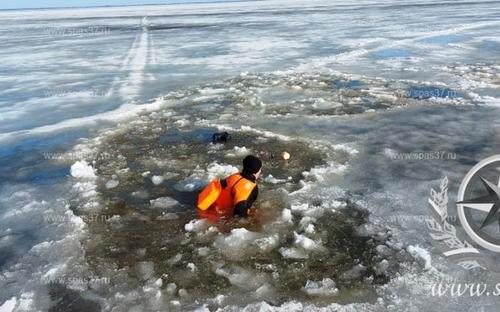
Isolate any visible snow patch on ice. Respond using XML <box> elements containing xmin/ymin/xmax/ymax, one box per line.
<box><xmin>407</xmin><ymin>245</ymin><xmax>432</xmax><ymax>270</ymax></box>
<box><xmin>70</xmin><ymin>161</ymin><xmax>97</xmax><ymax>180</ymax></box>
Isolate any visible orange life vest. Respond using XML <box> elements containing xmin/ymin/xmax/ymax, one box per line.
<box><xmin>197</xmin><ymin>173</ymin><xmax>256</xmax><ymax>221</ymax></box>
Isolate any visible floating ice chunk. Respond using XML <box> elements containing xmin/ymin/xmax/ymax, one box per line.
<box><xmin>299</xmin><ymin>216</ymin><xmax>316</xmax><ymax>227</ymax></box>
<box><xmin>153</xmin><ymin>278</ymin><xmax>163</xmax><ymax>288</ymax></box>
<box><xmin>136</xmin><ymin>261</ymin><xmax>155</xmax><ymax>281</ymax></box>
<box><xmin>279</xmin><ymin>247</ymin><xmax>308</xmax><ymax>259</ymax></box>
<box><xmin>156</xmin><ymin>213</ymin><xmax>179</xmax><ymax>220</ymax></box>
<box><xmin>150</xmin><ymin>197</ymin><xmax>179</xmax><ymax>209</ymax></box>
<box><xmin>132</xmin><ymin>190</ymin><xmax>149</xmax><ymax>199</ymax></box>
<box><xmin>356</xmin><ymin>223</ymin><xmax>382</xmax><ymax>237</ymax></box>
<box><xmin>209</xmin><ymin>294</ymin><xmax>226</xmax><ymax>306</ymax></box>
<box><xmin>206</xmin><ymin>162</ymin><xmax>239</xmax><ymax>180</ymax></box>
<box><xmin>167</xmin><ymin>253</ymin><xmax>182</xmax><ymax>265</ymax></box>
<box><xmin>178</xmin><ymin>289</ymin><xmax>188</xmax><ymax>298</ymax></box>
<box><xmin>303</xmin><ymin>163</ymin><xmax>347</xmax><ymax>181</ymax></box>
<box><xmin>375</xmin><ymin>259</ymin><xmax>390</xmax><ymax>275</ymax></box>
<box><xmin>304</xmin><ymin>207</ymin><xmax>325</xmax><ymax>218</ymax></box>
<box><xmin>72</xmin><ymin>181</ymin><xmax>97</xmax><ymax>199</ymax></box>
<box><xmin>151</xmin><ymin>175</ymin><xmax>164</xmax><ymax>185</ymax></box>
<box><xmin>187</xmin><ymin>263</ymin><xmax>197</xmax><ymax>272</ymax></box>
<box><xmin>199</xmin><ymin>87</ymin><xmax>227</xmax><ymax>95</ymax></box>
<box><xmin>142</xmin><ymin>171</ymin><xmax>151</xmax><ymax>177</ymax></box>
<box><xmin>215</xmin><ymin>267</ymin><xmax>264</xmax><ymax>290</ymax></box>
<box><xmin>136</xmin><ymin>248</ymin><xmax>147</xmax><ymax>257</ymax></box>
<box><xmin>105</xmin><ymin>179</ymin><xmax>119</xmax><ymax>189</ymax></box>
<box><xmin>312</xmin><ymin>98</ymin><xmax>342</xmax><ymax>110</ymax></box>
<box><xmin>148</xmin><ymin>290</ymin><xmax>164</xmax><ymax>310</ymax></box>
<box><xmin>280</xmin><ymin>209</ymin><xmax>293</xmax><ymax>223</ymax></box>
<box><xmin>324</xmin><ymin>199</ymin><xmax>346</xmax><ymax>211</ymax></box>
<box><xmin>185</xmin><ymin>219</ymin><xmax>210</xmax><ymax>233</ymax></box>
<box><xmin>193</xmin><ymin>306</ymin><xmax>210</xmax><ymax>312</ymax></box>
<box><xmin>106</xmin><ymin>215</ymin><xmax>122</xmax><ymax>228</ymax></box>
<box><xmin>304</xmin><ymin>224</ymin><xmax>315</xmax><ymax>234</ymax></box>
<box><xmin>376</xmin><ymin>245</ymin><xmax>393</xmax><ymax>257</ymax></box>
<box><xmin>255</xmin><ymin>283</ymin><xmax>275</xmax><ymax>299</ymax></box>
<box><xmin>342</xmin><ymin>264</ymin><xmax>367</xmax><ymax>280</ymax></box>
<box><xmin>333</xmin><ymin>143</ymin><xmax>359</xmax><ymax>155</ymax></box>
<box><xmin>166</xmin><ymin>283</ymin><xmax>177</xmax><ymax>295</ymax></box>
<box><xmin>174</xmin><ymin>119</ymin><xmax>189</xmax><ymax>127</ymax></box>
<box><xmin>264</xmin><ymin>174</ymin><xmax>288</xmax><ymax>184</ymax></box>
<box><xmin>175</xmin><ymin>177</ymin><xmax>205</xmax><ymax>192</ymax></box>
<box><xmin>254</xmin><ymin>234</ymin><xmax>279</xmax><ymax>252</ymax></box>
<box><xmin>291</xmin><ymin>203</ymin><xmax>309</xmax><ymax>213</ymax></box>
<box><xmin>197</xmin><ymin>247</ymin><xmax>210</xmax><ymax>256</ymax></box>
<box><xmin>301</xmin><ymin>278</ymin><xmax>338</xmax><ymax>296</ymax></box>
<box><xmin>294</xmin><ymin>232</ymin><xmax>323</xmax><ymax>251</ymax></box>
<box><xmin>407</xmin><ymin>245</ymin><xmax>432</xmax><ymax>270</ymax></box>
<box><xmin>41</xmin><ymin>264</ymin><xmax>67</xmax><ymax>282</ymax></box>
<box><xmin>163</xmin><ymin>172</ymin><xmax>180</xmax><ymax>179</ymax></box>
<box><xmin>71</xmin><ymin>161</ymin><xmax>97</xmax><ymax>180</ymax></box>
<box><xmin>226</xmin><ymin>146</ymin><xmax>251</xmax><ymax>158</ymax></box>
<box><xmin>214</xmin><ymin>228</ymin><xmax>259</xmax><ymax>259</ymax></box>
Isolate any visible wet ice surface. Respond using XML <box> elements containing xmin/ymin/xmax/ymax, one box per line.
<box><xmin>1</xmin><ymin>0</ymin><xmax>500</xmax><ymax>311</ymax></box>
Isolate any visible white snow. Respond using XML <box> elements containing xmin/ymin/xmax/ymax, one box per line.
<box><xmin>0</xmin><ymin>297</ymin><xmax>17</xmax><ymax>312</ymax></box>
<box><xmin>70</xmin><ymin>161</ymin><xmax>97</xmax><ymax>180</ymax></box>
<box><xmin>151</xmin><ymin>175</ymin><xmax>164</xmax><ymax>185</ymax></box>
<box><xmin>407</xmin><ymin>245</ymin><xmax>432</xmax><ymax>270</ymax></box>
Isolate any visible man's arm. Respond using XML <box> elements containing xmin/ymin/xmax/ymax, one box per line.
<box><xmin>234</xmin><ymin>185</ymin><xmax>258</xmax><ymax>218</ymax></box>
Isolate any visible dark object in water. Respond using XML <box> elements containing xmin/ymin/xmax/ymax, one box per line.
<box><xmin>212</xmin><ymin>132</ymin><xmax>231</xmax><ymax>144</ymax></box>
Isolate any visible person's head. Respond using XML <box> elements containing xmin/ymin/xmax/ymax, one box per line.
<box><xmin>242</xmin><ymin>155</ymin><xmax>262</xmax><ymax>179</ymax></box>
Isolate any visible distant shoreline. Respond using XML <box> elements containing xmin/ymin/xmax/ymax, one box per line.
<box><xmin>0</xmin><ymin>0</ymin><xmax>259</xmax><ymax>12</ymax></box>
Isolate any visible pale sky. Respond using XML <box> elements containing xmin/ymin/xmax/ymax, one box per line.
<box><xmin>0</xmin><ymin>0</ymin><xmax>243</xmax><ymax>10</ymax></box>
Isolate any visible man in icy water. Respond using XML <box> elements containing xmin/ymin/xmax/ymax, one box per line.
<box><xmin>197</xmin><ymin>155</ymin><xmax>262</xmax><ymax>221</ymax></box>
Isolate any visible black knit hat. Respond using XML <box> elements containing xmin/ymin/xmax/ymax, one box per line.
<box><xmin>242</xmin><ymin>155</ymin><xmax>262</xmax><ymax>174</ymax></box>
